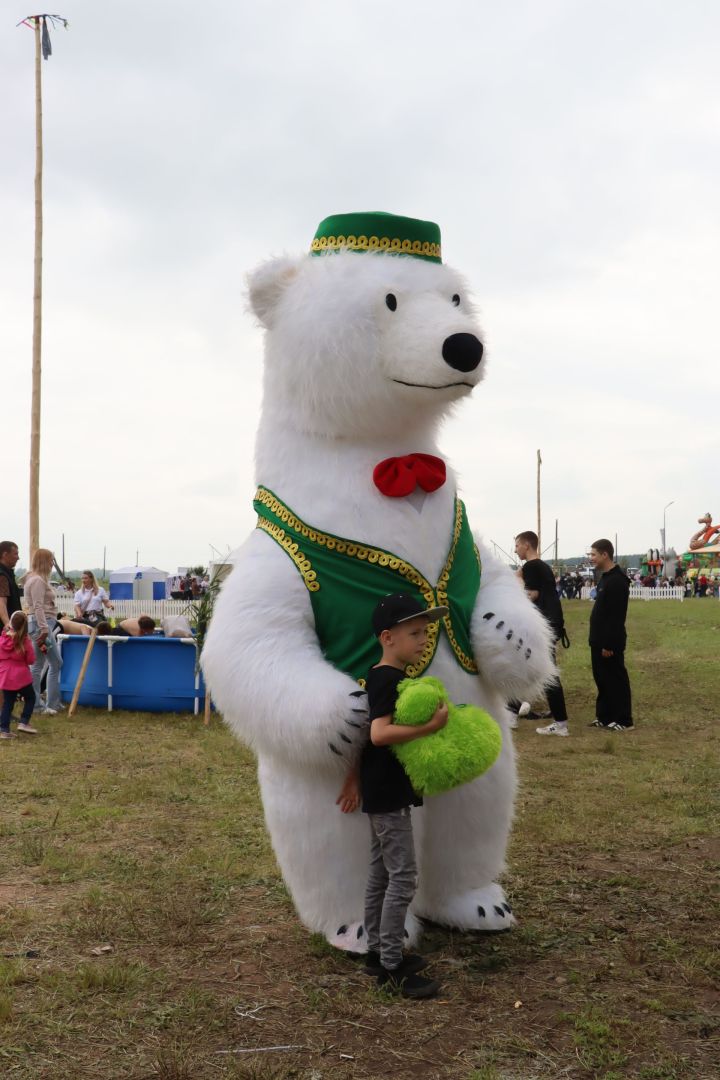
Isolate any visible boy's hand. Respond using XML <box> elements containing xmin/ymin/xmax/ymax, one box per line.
<box><xmin>336</xmin><ymin>769</ymin><xmax>360</xmax><ymax>814</ymax></box>
<box><xmin>426</xmin><ymin>702</ymin><xmax>449</xmax><ymax>733</ymax></box>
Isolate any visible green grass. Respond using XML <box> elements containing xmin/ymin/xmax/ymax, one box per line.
<box><xmin>0</xmin><ymin>601</ymin><xmax>718</xmax><ymax>1078</ymax></box>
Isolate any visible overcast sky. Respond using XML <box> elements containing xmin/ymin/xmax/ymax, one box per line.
<box><xmin>2</xmin><ymin>1</ymin><xmax>718</xmax><ymax>572</ymax></box>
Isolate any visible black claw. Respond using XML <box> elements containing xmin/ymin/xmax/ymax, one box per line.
<box><xmin>494</xmin><ymin>905</ymin><xmax>505</xmax><ymax>918</ymax></box>
<box><xmin>338</xmin><ymin>732</ymin><xmax>352</xmax><ymax>744</ymax></box>
<box><xmin>506</xmin><ymin>630</ymin><xmax>513</xmax><ymax>640</ymax></box>
<box><xmin>518</xmin><ymin>638</ymin><xmax>523</xmax><ymax>646</ymax></box>
<box><xmin>477</xmin><ymin>905</ymin><xmax>486</xmax><ymax>918</ymax></box>
<box><xmin>328</xmin><ymin>742</ymin><xmax>342</xmax><ymax>756</ymax></box>
<box><xmin>349</xmin><ymin>690</ymin><xmax>367</xmax><ymax>698</ymax></box>
<box><xmin>337</xmin><ymin>924</ymin><xmax>348</xmax><ymax>935</ymax></box>
<box><xmin>525</xmin><ymin>648</ymin><xmax>532</xmax><ymax>659</ymax></box>
<box><xmin>482</xmin><ymin>612</ymin><xmax>495</xmax><ymax>621</ymax></box>
<box><xmin>502</xmin><ymin>902</ymin><xmax>512</xmax><ymax>913</ymax></box>
<box><xmin>496</xmin><ymin>620</ymin><xmax>505</xmax><ymax>630</ymax></box>
<box><xmin>345</xmin><ymin>719</ymin><xmax>363</xmax><ymax>729</ymax></box>
<box><xmin>404</xmin><ymin>928</ymin><xmax>410</xmax><ymax>938</ymax></box>
<box><xmin>357</xmin><ymin>925</ymin><xmax>364</xmax><ymax>938</ymax></box>
<box><xmin>351</xmin><ymin>708</ymin><xmax>368</xmax><ymax>715</ymax></box>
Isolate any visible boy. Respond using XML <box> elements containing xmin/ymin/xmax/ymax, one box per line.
<box><xmin>359</xmin><ymin>593</ymin><xmax>449</xmax><ymax>999</ymax></box>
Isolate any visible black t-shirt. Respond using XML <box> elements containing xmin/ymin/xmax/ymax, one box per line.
<box><xmin>521</xmin><ymin>559</ymin><xmax>564</xmax><ymax>638</ymax></box>
<box><xmin>359</xmin><ymin>665</ymin><xmax>422</xmax><ymax>815</ymax></box>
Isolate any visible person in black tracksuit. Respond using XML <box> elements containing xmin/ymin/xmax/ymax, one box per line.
<box><xmin>513</xmin><ymin>531</ymin><xmax>570</xmax><ymax>736</ymax></box>
<box><xmin>588</xmin><ymin>539</ymin><xmax>633</xmax><ymax>731</ymax></box>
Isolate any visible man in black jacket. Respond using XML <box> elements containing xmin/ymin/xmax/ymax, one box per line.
<box><xmin>0</xmin><ymin>541</ymin><xmax>22</xmax><ymax>629</ymax></box>
<box><xmin>588</xmin><ymin>539</ymin><xmax>633</xmax><ymax>731</ymax></box>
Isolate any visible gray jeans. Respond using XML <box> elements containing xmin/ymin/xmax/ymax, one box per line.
<box><xmin>364</xmin><ymin>807</ymin><xmax>418</xmax><ymax>970</ymax></box>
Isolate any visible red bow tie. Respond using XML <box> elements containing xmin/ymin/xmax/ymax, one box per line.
<box><xmin>373</xmin><ymin>454</ymin><xmax>446</xmax><ymax>498</ymax></box>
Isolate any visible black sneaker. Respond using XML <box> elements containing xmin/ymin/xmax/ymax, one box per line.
<box><xmin>364</xmin><ymin>950</ymin><xmax>427</xmax><ymax>975</ymax></box>
<box><xmin>588</xmin><ymin>719</ymin><xmax>605</xmax><ymax>727</ymax></box>
<box><xmin>378</xmin><ymin>959</ymin><xmax>441</xmax><ymax>999</ymax></box>
<box><xmin>607</xmin><ymin>721</ymin><xmax>635</xmax><ymax>731</ymax></box>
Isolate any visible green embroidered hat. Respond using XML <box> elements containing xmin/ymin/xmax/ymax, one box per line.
<box><xmin>310</xmin><ymin>211</ymin><xmax>442</xmax><ymax>263</ymax></box>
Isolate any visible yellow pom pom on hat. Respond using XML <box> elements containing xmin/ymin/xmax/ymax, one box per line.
<box><xmin>310</xmin><ymin>211</ymin><xmax>442</xmax><ymax>263</ymax></box>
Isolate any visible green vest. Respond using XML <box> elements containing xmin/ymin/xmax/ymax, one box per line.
<box><xmin>254</xmin><ymin>486</ymin><xmax>481</xmax><ymax>684</ymax></box>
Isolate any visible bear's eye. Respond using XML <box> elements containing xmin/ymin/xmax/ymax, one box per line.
<box><xmin>385</xmin><ymin>293</ymin><xmax>397</xmax><ymax>311</ymax></box>
<box><xmin>452</xmin><ymin>294</ymin><xmax>461</xmax><ymax>306</ymax></box>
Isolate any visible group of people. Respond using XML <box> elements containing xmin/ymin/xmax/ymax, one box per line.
<box><xmin>170</xmin><ymin>573</ymin><xmax>209</xmax><ymax>601</ymax></box>
<box><xmin>0</xmin><ymin>544</ymin><xmax>62</xmax><ymax>734</ymax></box>
<box><xmin>556</xmin><ymin>572</ymin><xmax>590</xmax><ymax>598</ymax></box>
<box><xmin>510</xmin><ymin>532</ymin><xmax>633</xmax><ymax>737</ymax></box>
<box><xmin>687</xmin><ymin>572</ymin><xmax>717</xmax><ymax>598</ymax></box>
<box><xmin>0</xmin><ymin>539</ymin><xmax>159</xmax><ymax>738</ymax></box>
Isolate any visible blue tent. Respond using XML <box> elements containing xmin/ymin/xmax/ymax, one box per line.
<box><xmin>109</xmin><ymin>566</ymin><xmax>168</xmax><ymax>601</ymax></box>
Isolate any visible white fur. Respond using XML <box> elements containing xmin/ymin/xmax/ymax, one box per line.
<box><xmin>202</xmin><ymin>249</ymin><xmax>556</xmax><ymax>946</ymax></box>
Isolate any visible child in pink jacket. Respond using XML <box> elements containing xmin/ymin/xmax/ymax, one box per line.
<box><xmin>0</xmin><ymin>612</ymin><xmax>38</xmax><ymax>738</ymax></box>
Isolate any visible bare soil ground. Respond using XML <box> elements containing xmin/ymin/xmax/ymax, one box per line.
<box><xmin>0</xmin><ymin>601</ymin><xmax>718</xmax><ymax>1079</ymax></box>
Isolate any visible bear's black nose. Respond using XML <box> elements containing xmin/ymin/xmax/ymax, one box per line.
<box><xmin>442</xmin><ymin>333</ymin><xmax>484</xmax><ymax>372</ymax></box>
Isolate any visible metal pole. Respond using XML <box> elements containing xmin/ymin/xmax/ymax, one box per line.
<box><xmin>662</xmin><ymin>501</ymin><xmax>674</xmax><ymax>564</ymax></box>
<box><xmin>29</xmin><ymin>18</ymin><xmax>43</xmax><ymax>559</ymax></box>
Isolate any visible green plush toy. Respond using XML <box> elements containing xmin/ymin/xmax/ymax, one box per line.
<box><xmin>392</xmin><ymin>676</ymin><xmax>502</xmax><ymax>797</ymax></box>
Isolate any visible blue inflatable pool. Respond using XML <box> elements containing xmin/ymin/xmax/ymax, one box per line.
<box><xmin>59</xmin><ymin>635</ymin><xmax>206</xmax><ymax>713</ymax></box>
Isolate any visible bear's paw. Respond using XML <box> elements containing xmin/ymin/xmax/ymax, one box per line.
<box><xmin>416</xmin><ymin>884</ymin><xmax>517</xmax><ymax>933</ymax></box>
<box><xmin>327</xmin><ymin>688</ymin><xmax>369</xmax><ymax>765</ymax></box>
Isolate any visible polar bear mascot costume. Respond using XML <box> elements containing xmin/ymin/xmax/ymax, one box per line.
<box><xmin>202</xmin><ymin>212</ymin><xmax>555</xmax><ymax>951</ymax></box>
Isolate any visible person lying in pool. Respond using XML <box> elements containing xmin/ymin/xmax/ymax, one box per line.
<box><xmin>95</xmin><ymin>616</ymin><xmax>156</xmax><ymax>637</ymax></box>
<box><xmin>57</xmin><ymin>616</ymin><xmax>92</xmax><ymax>636</ymax></box>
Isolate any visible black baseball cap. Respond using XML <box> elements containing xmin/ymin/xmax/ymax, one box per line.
<box><xmin>371</xmin><ymin>593</ymin><xmax>449</xmax><ymax>637</ymax></box>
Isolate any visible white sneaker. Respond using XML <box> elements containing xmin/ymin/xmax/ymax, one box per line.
<box><xmin>17</xmin><ymin>722</ymin><xmax>39</xmax><ymax>734</ymax></box>
<box><xmin>536</xmin><ymin>722</ymin><xmax>569</xmax><ymax>737</ymax></box>
<box><xmin>517</xmin><ymin>702</ymin><xmax>531</xmax><ymax>718</ymax></box>
<box><xmin>40</xmin><ymin>708</ymin><xmax>58</xmax><ymax>716</ymax></box>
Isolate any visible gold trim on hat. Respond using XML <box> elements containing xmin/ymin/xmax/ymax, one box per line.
<box><xmin>311</xmin><ymin>235</ymin><xmax>441</xmax><ymax>260</ymax></box>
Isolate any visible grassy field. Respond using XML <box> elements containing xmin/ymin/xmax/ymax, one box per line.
<box><xmin>0</xmin><ymin>601</ymin><xmax>718</xmax><ymax>1079</ymax></box>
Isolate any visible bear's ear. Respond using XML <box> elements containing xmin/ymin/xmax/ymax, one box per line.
<box><xmin>246</xmin><ymin>255</ymin><xmax>303</xmax><ymax>329</ymax></box>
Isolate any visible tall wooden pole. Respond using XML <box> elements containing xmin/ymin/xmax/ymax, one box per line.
<box><xmin>536</xmin><ymin>449</ymin><xmax>542</xmax><ymax>553</ymax></box>
<box><xmin>29</xmin><ymin>17</ymin><xmax>43</xmax><ymax>559</ymax></box>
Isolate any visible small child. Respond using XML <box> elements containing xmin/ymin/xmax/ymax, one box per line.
<box><xmin>358</xmin><ymin>593</ymin><xmax>449</xmax><ymax>999</ymax></box>
<box><xmin>0</xmin><ymin>612</ymin><xmax>39</xmax><ymax>738</ymax></box>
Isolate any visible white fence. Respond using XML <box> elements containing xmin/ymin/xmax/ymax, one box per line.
<box><xmin>53</xmin><ymin>597</ymin><xmax>194</xmax><ymax>620</ymax></box>
<box><xmin>580</xmin><ymin>586</ymin><xmax>685</xmax><ymax>602</ymax></box>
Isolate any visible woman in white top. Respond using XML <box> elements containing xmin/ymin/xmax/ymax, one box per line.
<box><xmin>23</xmin><ymin>547</ymin><xmax>63</xmax><ymax>715</ymax></box>
<box><xmin>74</xmin><ymin>571</ymin><xmax>113</xmax><ymax>626</ymax></box>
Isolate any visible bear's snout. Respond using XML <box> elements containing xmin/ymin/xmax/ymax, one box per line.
<box><xmin>442</xmin><ymin>333</ymin><xmax>484</xmax><ymax>373</ymax></box>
